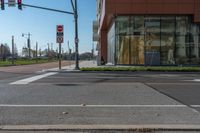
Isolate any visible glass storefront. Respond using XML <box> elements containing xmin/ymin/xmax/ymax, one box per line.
<box><xmin>110</xmin><ymin>15</ymin><xmax>200</xmax><ymax>65</ymax></box>
<box><xmin>107</xmin><ymin>22</ymin><xmax>115</xmax><ymax>64</ymax></box>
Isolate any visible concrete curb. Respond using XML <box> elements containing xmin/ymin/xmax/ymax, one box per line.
<box><xmin>1</xmin><ymin>125</ymin><xmax>200</xmax><ymax>131</ymax></box>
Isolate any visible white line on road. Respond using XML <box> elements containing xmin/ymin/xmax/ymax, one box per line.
<box><xmin>0</xmin><ymin>104</ymin><xmax>191</xmax><ymax>108</ymax></box>
<box><xmin>10</xmin><ymin>72</ymin><xmax>58</xmax><ymax>85</ymax></box>
<box><xmin>191</xmin><ymin>105</ymin><xmax>200</xmax><ymax>107</ymax></box>
<box><xmin>182</xmin><ymin>79</ymin><xmax>200</xmax><ymax>84</ymax></box>
<box><xmin>193</xmin><ymin>79</ymin><xmax>200</xmax><ymax>82</ymax></box>
<box><xmin>184</xmin><ymin>79</ymin><xmax>200</xmax><ymax>82</ymax></box>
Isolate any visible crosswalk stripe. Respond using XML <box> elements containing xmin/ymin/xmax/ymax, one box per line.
<box><xmin>10</xmin><ymin>72</ymin><xmax>57</xmax><ymax>85</ymax></box>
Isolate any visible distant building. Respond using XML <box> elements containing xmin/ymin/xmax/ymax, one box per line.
<box><xmin>0</xmin><ymin>44</ymin><xmax>11</xmax><ymax>60</ymax></box>
<box><xmin>93</xmin><ymin>0</ymin><xmax>200</xmax><ymax>66</ymax></box>
<box><xmin>22</xmin><ymin>47</ymin><xmax>30</xmax><ymax>58</ymax></box>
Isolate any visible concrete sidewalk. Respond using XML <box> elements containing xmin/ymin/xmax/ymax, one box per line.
<box><xmin>47</xmin><ymin>60</ymin><xmax>97</xmax><ymax>72</ymax></box>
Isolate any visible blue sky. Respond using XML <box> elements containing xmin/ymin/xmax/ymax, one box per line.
<box><xmin>0</xmin><ymin>0</ymin><xmax>96</xmax><ymax>54</ymax></box>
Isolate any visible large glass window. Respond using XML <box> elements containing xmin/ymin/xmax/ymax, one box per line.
<box><xmin>107</xmin><ymin>23</ymin><xmax>115</xmax><ymax>64</ymax></box>
<box><xmin>116</xmin><ymin>16</ymin><xmax>130</xmax><ymax>35</ymax></box>
<box><xmin>145</xmin><ymin>17</ymin><xmax>161</xmax><ymax>66</ymax></box>
<box><xmin>188</xmin><ymin>25</ymin><xmax>200</xmax><ymax>64</ymax></box>
<box><xmin>114</xmin><ymin>15</ymin><xmax>200</xmax><ymax>66</ymax></box>
<box><xmin>160</xmin><ymin>17</ymin><xmax>176</xmax><ymax>65</ymax></box>
<box><xmin>116</xmin><ymin>16</ymin><xmax>131</xmax><ymax>64</ymax></box>
<box><xmin>130</xmin><ymin>16</ymin><xmax>145</xmax><ymax>65</ymax></box>
<box><xmin>116</xmin><ymin>16</ymin><xmax>145</xmax><ymax>65</ymax></box>
<box><xmin>176</xmin><ymin>16</ymin><xmax>189</xmax><ymax>64</ymax></box>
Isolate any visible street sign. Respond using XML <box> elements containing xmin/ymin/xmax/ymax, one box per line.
<box><xmin>57</xmin><ymin>32</ymin><xmax>63</xmax><ymax>36</ymax></box>
<box><xmin>56</xmin><ymin>25</ymin><xmax>64</xmax><ymax>43</ymax></box>
<box><xmin>8</xmin><ymin>0</ymin><xmax>16</xmax><ymax>7</ymax></box>
<box><xmin>57</xmin><ymin>25</ymin><xmax>63</xmax><ymax>32</ymax></box>
<box><xmin>57</xmin><ymin>36</ymin><xmax>63</xmax><ymax>44</ymax></box>
<box><xmin>56</xmin><ymin>25</ymin><xmax>64</xmax><ymax>70</ymax></box>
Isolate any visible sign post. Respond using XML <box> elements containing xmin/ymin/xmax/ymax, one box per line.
<box><xmin>56</xmin><ymin>25</ymin><xmax>64</xmax><ymax>70</ymax></box>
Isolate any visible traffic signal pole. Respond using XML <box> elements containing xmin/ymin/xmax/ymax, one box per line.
<box><xmin>28</xmin><ymin>33</ymin><xmax>31</xmax><ymax>59</ymax></box>
<box><xmin>2</xmin><ymin>1</ymin><xmax>80</xmax><ymax>70</ymax></box>
<box><xmin>74</xmin><ymin>0</ymin><xmax>79</xmax><ymax>70</ymax></box>
<box><xmin>24</xmin><ymin>1</ymin><xmax>80</xmax><ymax>70</ymax></box>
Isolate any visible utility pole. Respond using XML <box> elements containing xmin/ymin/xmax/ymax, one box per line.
<box><xmin>47</xmin><ymin>43</ymin><xmax>50</xmax><ymax>60</ymax></box>
<box><xmin>36</xmin><ymin>42</ymin><xmax>38</xmax><ymax>62</ymax></box>
<box><xmin>12</xmin><ymin>36</ymin><xmax>15</xmax><ymax>65</ymax></box>
<box><xmin>0</xmin><ymin>44</ymin><xmax>3</xmax><ymax>60</ymax></box>
<box><xmin>74</xmin><ymin>0</ymin><xmax>79</xmax><ymax>70</ymax></box>
<box><xmin>92</xmin><ymin>43</ymin><xmax>94</xmax><ymax>60</ymax></box>
<box><xmin>39</xmin><ymin>48</ymin><xmax>41</xmax><ymax>57</ymax></box>
<box><xmin>28</xmin><ymin>33</ymin><xmax>31</xmax><ymax>59</ymax></box>
<box><xmin>68</xmin><ymin>41</ymin><xmax>71</xmax><ymax>60</ymax></box>
<box><xmin>51</xmin><ymin>43</ymin><xmax>53</xmax><ymax>51</ymax></box>
<box><xmin>22</xmin><ymin>33</ymin><xmax>31</xmax><ymax>59</ymax></box>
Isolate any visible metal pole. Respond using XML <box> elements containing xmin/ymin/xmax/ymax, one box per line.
<box><xmin>39</xmin><ymin>48</ymin><xmax>41</xmax><ymax>57</ymax></box>
<box><xmin>59</xmin><ymin>43</ymin><xmax>62</xmax><ymax>70</ymax></box>
<box><xmin>92</xmin><ymin>43</ymin><xmax>94</xmax><ymax>60</ymax></box>
<box><xmin>74</xmin><ymin>0</ymin><xmax>79</xmax><ymax>70</ymax></box>
<box><xmin>51</xmin><ymin>43</ymin><xmax>53</xmax><ymax>51</ymax></box>
<box><xmin>47</xmin><ymin>43</ymin><xmax>50</xmax><ymax>61</ymax></box>
<box><xmin>28</xmin><ymin>33</ymin><xmax>31</xmax><ymax>59</ymax></box>
<box><xmin>36</xmin><ymin>42</ymin><xmax>38</xmax><ymax>62</ymax></box>
<box><xmin>0</xmin><ymin>44</ymin><xmax>3</xmax><ymax>60</ymax></box>
<box><xmin>12</xmin><ymin>36</ymin><xmax>15</xmax><ymax>65</ymax></box>
<box><xmin>36</xmin><ymin>42</ymin><xmax>38</xmax><ymax>58</ymax></box>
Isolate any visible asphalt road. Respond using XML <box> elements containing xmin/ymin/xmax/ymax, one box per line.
<box><xmin>33</xmin><ymin>71</ymin><xmax>200</xmax><ymax>114</ymax></box>
<box><xmin>0</xmin><ymin>64</ymin><xmax>200</xmax><ymax>126</ymax></box>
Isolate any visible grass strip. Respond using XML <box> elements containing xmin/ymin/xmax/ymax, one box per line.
<box><xmin>81</xmin><ymin>66</ymin><xmax>200</xmax><ymax>72</ymax></box>
<box><xmin>0</xmin><ymin>59</ymin><xmax>55</xmax><ymax>67</ymax></box>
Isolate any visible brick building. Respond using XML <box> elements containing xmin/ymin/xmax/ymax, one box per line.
<box><xmin>93</xmin><ymin>0</ymin><xmax>200</xmax><ymax>65</ymax></box>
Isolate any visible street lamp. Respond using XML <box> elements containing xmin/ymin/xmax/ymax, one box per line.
<box><xmin>22</xmin><ymin>33</ymin><xmax>31</xmax><ymax>59</ymax></box>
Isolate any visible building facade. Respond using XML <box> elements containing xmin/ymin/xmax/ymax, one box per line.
<box><xmin>94</xmin><ymin>0</ymin><xmax>200</xmax><ymax>66</ymax></box>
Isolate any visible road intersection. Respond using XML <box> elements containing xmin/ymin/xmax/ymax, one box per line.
<box><xmin>0</xmin><ymin>61</ymin><xmax>200</xmax><ymax>132</ymax></box>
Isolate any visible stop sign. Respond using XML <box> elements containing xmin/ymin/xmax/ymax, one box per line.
<box><xmin>57</xmin><ymin>25</ymin><xmax>63</xmax><ymax>33</ymax></box>
<box><xmin>57</xmin><ymin>25</ymin><xmax>64</xmax><ymax>43</ymax></box>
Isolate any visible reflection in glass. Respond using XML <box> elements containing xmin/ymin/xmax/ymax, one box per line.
<box><xmin>107</xmin><ymin>23</ymin><xmax>115</xmax><ymax>64</ymax></box>
<box><xmin>117</xmin><ymin>36</ymin><xmax>130</xmax><ymax>64</ymax></box>
<box><xmin>161</xmin><ymin>17</ymin><xmax>175</xmax><ymax>65</ymax></box>
<box><xmin>113</xmin><ymin>15</ymin><xmax>200</xmax><ymax>65</ymax></box>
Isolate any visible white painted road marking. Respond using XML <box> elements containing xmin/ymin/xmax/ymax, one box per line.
<box><xmin>183</xmin><ymin>79</ymin><xmax>200</xmax><ymax>82</ymax></box>
<box><xmin>193</xmin><ymin>79</ymin><xmax>200</xmax><ymax>82</ymax></box>
<box><xmin>191</xmin><ymin>105</ymin><xmax>200</xmax><ymax>107</ymax></box>
<box><xmin>0</xmin><ymin>104</ymin><xmax>192</xmax><ymax>108</ymax></box>
<box><xmin>10</xmin><ymin>72</ymin><xmax>58</xmax><ymax>85</ymax></box>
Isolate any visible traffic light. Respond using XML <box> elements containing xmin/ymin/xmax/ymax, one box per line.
<box><xmin>18</xmin><ymin>0</ymin><xmax>22</xmax><ymax>10</ymax></box>
<box><xmin>1</xmin><ymin>0</ymin><xmax>5</xmax><ymax>10</ymax></box>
